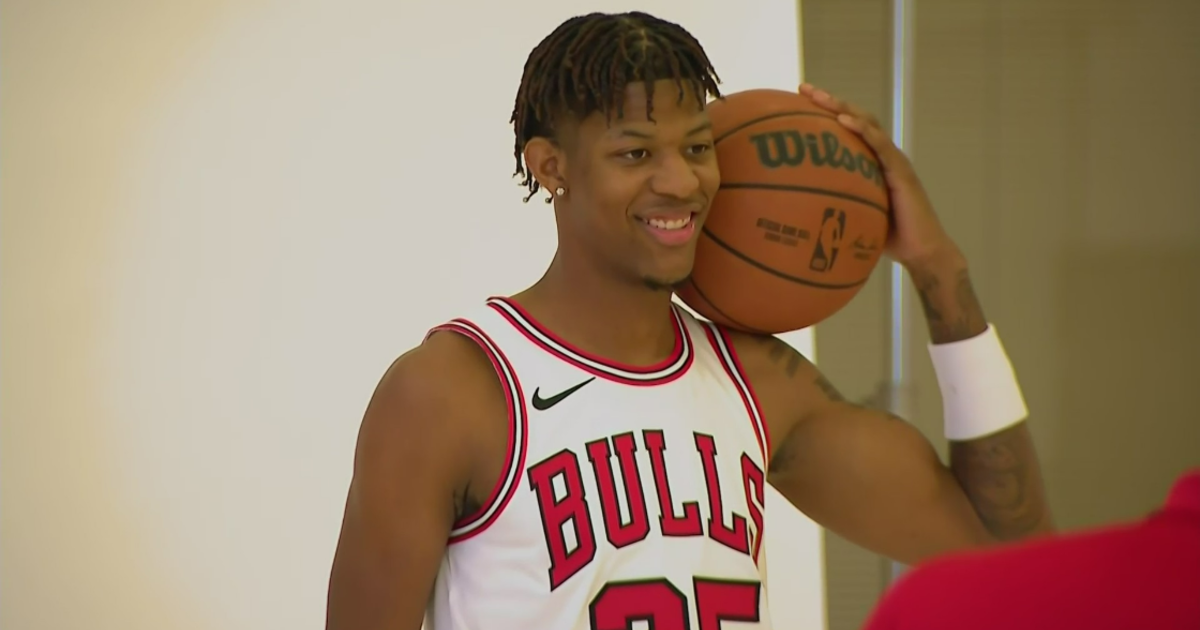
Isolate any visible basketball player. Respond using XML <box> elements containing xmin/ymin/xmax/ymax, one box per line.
<box><xmin>862</xmin><ymin>468</ymin><xmax>1200</xmax><ymax>630</ymax></box>
<box><xmin>326</xmin><ymin>12</ymin><xmax>1053</xmax><ymax>630</ymax></box>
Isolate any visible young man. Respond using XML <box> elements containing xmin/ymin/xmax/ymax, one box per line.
<box><xmin>326</xmin><ymin>12</ymin><xmax>1053</xmax><ymax>630</ymax></box>
<box><xmin>862</xmin><ymin>469</ymin><xmax>1200</xmax><ymax>630</ymax></box>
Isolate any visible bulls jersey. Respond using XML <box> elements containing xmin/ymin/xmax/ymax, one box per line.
<box><xmin>424</xmin><ymin>297</ymin><xmax>774</xmax><ymax>630</ymax></box>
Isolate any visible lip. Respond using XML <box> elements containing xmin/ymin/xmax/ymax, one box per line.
<box><xmin>636</xmin><ymin>210</ymin><xmax>695</xmax><ymax>222</ymax></box>
<box><xmin>636</xmin><ymin>212</ymin><xmax>700</xmax><ymax>248</ymax></box>
<box><xmin>633</xmin><ymin>203</ymin><xmax>705</xmax><ymax>222</ymax></box>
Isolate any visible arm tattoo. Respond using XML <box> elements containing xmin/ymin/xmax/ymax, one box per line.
<box><xmin>754</xmin><ymin>335</ymin><xmax>844</xmax><ymax>401</ymax></box>
<box><xmin>949</xmin><ymin>424</ymin><xmax>1051</xmax><ymax>540</ymax></box>
<box><xmin>814</xmin><ymin>374</ymin><xmax>845</xmax><ymax>402</ymax></box>
<box><xmin>914</xmin><ymin>264</ymin><xmax>1051</xmax><ymax>539</ymax></box>
<box><xmin>755</xmin><ymin>334</ymin><xmax>847</xmax><ymax>475</ymax></box>
<box><xmin>912</xmin><ymin>266</ymin><xmax>988</xmax><ymax>344</ymax></box>
<box><xmin>753</xmin><ymin>335</ymin><xmax>804</xmax><ymax>378</ymax></box>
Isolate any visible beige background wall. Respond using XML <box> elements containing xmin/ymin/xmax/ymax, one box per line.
<box><xmin>803</xmin><ymin>0</ymin><xmax>1200</xmax><ymax>628</ymax></box>
<box><xmin>1</xmin><ymin>1</ymin><xmax>824</xmax><ymax>629</ymax></box>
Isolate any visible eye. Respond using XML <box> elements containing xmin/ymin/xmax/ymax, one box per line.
<box><xmin>687</xmin><ymin>143</ymin><xmax>714</xmax><ymax>156</ymax></box>
<box><xmin>620</xmin><ymin>148</ymin><xmax>650</xmax><ymax>161</ymax></box>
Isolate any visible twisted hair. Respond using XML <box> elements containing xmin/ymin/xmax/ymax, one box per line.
<box><xmin>510</xmin><ymin>12</ymin><xmax>723</xmax><ymax>202</ymax></box>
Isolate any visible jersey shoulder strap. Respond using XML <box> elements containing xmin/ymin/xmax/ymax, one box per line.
<box><xmin>423</xmin><ymin>303</ymin><xmax>530</xmax><ymax>544</ymax></box>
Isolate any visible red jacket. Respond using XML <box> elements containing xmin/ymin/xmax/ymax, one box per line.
<box><xmin>862</xmin><ymin>469</ymin><xmax>1200</xmax><ymax>630</ymax></box>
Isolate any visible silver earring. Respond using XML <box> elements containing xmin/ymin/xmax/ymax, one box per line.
<box><xmin>555</xmin><ymin>186</ymin><xmax>566</xmax><ymax>196</ymax></box>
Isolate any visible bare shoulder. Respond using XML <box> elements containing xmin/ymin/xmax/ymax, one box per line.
<box><xmin>365</xmin><ymin>330</ymin><xmax>504</xmax><ymax>440</ymax></box>
<box><xmin>355</xmin><ymin>329</ymin><xmax>510</xmax><ymax>513</ymax></box>
<box><xmin>722</xmin><ymin>329</ymin><xmax>809</xmax><ymax>383</ymax></box>
<box><xmin>721</xmin><ymin>327</ymin><xmax>839</xmax><ymax>400</ymax></box>
<box><xmin>328</xmin><ymin>332</ymin><xmax>509</xmax><ymax>630</ymax></box>
<box><xmin>720</xmin><ymin>327</ymin><xmax>847</xmax><ymax>464</ymax></box>
<box><xmin>380</xmin><ymin>330</ymin><xmax>507</xmax><ymax>417</ymax></box>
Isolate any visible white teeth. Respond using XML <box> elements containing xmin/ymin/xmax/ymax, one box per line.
<box><xmin>644</xmin><ymin>216</ymin><xmax>691</xmax><ymax>230</ymax></box>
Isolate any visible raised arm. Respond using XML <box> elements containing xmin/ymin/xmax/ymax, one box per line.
<box><xmin>910</xmin><ymin>255</ymin><xmax>1053</xmax><ymax>542</ymax></box>
<box><xmin>326</xmin><ymin>332</ymin><xmax>506</xmax><ymax>630</ymax></box>
<box><xmin>732</xmin><ymin>84</ymin><xmax>1054</xmax><ymax>564</ymax></box>
<box><xmin>731</xmin><ymin>257</ymin><xmax>1052</xmax><ymax>565</ymax></box>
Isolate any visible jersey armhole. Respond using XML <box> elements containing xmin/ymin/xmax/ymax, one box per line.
<box><xmin>702</xmin><ymin>323</ymin><xmax>772</xmax><ymax>466</ymax></box>
<box><xmin>425</xmin><ymin>318</ymin><xmax>529</xmax><ymax>545</ymax></box>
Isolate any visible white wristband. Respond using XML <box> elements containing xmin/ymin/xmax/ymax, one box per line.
<box><xmin>928</xmin><ymin>325</ymin><xmax>1028</xmax><ymax>441</ymax></box>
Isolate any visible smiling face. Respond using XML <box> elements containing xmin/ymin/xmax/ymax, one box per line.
<box><xmin>531</xmin><ymin>80</ymin><xmax>721</xmax><ymax>290</ymax></box>
<box><xmin>510</xmin><ymin>12</ymin><xmax>724</xmax><ymax>291</ymax></box>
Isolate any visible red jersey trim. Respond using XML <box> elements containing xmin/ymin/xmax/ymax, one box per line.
<box><xmin>425</xmin><ymin>318</ymin><xmax>529</xmax><ymax>544</ymax></box>
<box><xmin>485</xmin><ymin>296</ymin><xmax>693</xmax><ymax>386</ymax></box>
<box><xmin>703</xmin><ymin>323</ymin><xmax>771</xmax><ymax>465</ymax></box>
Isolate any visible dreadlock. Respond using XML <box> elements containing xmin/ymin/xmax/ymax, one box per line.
<box><xmin>510</xmin><ymin>12</ymin><xmax>723</xmax><ymax>202</ymax></box>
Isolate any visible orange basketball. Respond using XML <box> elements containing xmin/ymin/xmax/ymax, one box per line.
<box><xmin>676</xmin><ymin>89</ymin><xmax>892</xmax><ymax>334</ymax></box>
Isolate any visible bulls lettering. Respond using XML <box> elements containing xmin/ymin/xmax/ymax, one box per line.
<box><xmin>741</xmin><ymin>453</ymin><xmax>766</xmax><ymax>560</ymax></box>
<box><xmin>586</xmin><ymin>432</ymin><xmax>651</xmax><ymax>548</ymax></box>
<box><xmin>526</xmin><ymin>449</ymin><xmax>598</xmax><ymax>591</ymax></box>
<box><xmin>526</xmin><ymin>430</ymin><xmax>766</xmax><ymax>590</ymax></box>
<box><xmin>694</xmin><ymin>433</ymin><xmax>749</xmax><ymax>555</ymax></box>
<box><xmin>644</xmin><ymin>429</ymin><xmax>704</xmax><ymax>537</ymax></box>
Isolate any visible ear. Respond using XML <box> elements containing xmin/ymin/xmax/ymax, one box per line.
<box><xmin>523</xmin><ymin>136</ymin><xmax>568</xmax><ymax>195</ymax></box>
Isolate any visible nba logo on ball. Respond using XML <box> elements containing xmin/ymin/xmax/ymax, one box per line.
<box><xmin>809</xmin><ymin>208</ymin><xmax>846</xmax><ymax>273</ymax></box>
<box><xmin>675</xmin><ymin>89</ymin><xmax>892</xmax><ymax>335</ymax></box>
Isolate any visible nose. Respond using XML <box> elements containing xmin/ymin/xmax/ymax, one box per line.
<box><xmin>649</xmin><ymin>152</ymin><xmax>701</xmax><ymax>200</ymax></box>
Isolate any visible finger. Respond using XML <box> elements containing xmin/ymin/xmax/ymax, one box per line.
<box><xmin>808</xmin><ymin>88</ymin><xmax>883</xmax><ymax>129</ymax></box>
<box><xmin>805</xmin><ymin>87</ymin><xmax>845</xmax><ymax>114</ymax></box>
<box><xmin>828</xmin><ymin>93</ymin><xmax>882</xmax><ymax>129</ymax></box>
<box><xmin>836</xmin><ymin>113</ymin><xmax>903</xmax><ymax>169</ymax></box>
<box><xmin>803</xmin><ymin>85</ymin><xmax>897</xmax><ymax>164</ymax></box>
<box><xmin>798</xmin><ymin>84</ymin><xmax>848</xmax><ymax>115</ymax></box>
<box><xmin>844</xmin><ymin>99</ymin><xmax>883</xmax><ymax>130</ymax></box>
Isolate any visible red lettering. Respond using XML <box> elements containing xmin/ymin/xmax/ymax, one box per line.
<box><xmin>586</xmin><ymin>432</ymin><xmax>651</xmax><ymax>548</ymax></box>
<box><xmin>533</xmin><ymin>432</ymin><xmax>764</xmax><ymax>592</ymax></box>
<box><xmin>740</xmin><ymin>454</ymin><xmax>766</xmax><ymax>563</ymax></box>
<box><xmin>588</xmin><ymin>577</ymin><xmax>762</xmax><ymax>630</ymax></box>
<box><xmin>695</xmin><ymin>578</ymin><xmax>762</xmax><ymax>629</ymax></box>
<box><xmin>694</xmin><ymin>433</ymin><xmax>750</xmax><ymax>555</ymax></box>
<box><xmin>527</xmin><ymin>449</ymin><xmax>597</xmax><ymax>590</ymax></box>
<box><xmin>644</xmin><ymin>429</ymin><xmax>704</xmax><ymax>537</ymax></box>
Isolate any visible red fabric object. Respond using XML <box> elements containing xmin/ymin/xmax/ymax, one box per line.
<box><xmin>862</xmin><ymin>469</ymin><xmax>1200</xmax><ymax>630</ymax></box>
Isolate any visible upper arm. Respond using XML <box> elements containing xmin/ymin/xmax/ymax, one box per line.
<box><xmin>728</xmin><ymin>332</ymin><xmax>992</xmax><ymax>565</ymax></box>
<box><xmin>326</xmin><ymin>334</ymin><xmax>501</xmax><ymax>630</ymax></box>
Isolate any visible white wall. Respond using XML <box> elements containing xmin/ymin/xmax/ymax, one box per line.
<box><xmin>1</xmin><ymin>1</ymin><xmax>821</xmax><ymax>629</ymax></box>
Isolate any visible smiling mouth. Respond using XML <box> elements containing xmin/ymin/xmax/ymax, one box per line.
<box><xmin>639</xmin><ymin>214</ymin><xmax>696</xmax><ymax>231</ymax></box>
<box><xmin>635</xmin><ymin>212</ymin><xmax>700</xmax><ymax>248</ymax></box>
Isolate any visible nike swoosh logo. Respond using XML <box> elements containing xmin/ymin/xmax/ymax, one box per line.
<box><xmin>531</xmin><ymin>377</ymin><xmax>596</xmax><ymax>411</ymax></box>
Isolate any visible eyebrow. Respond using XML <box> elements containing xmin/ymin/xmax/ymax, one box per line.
<box><xmin>613</xmin><ymin>120</ymin><xmax>713</xmax><ymax>140</ymax></box>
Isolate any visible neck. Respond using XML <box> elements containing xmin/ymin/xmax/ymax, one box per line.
<box><xmin>515</xmin><ymin>250</ymin><xmax>679</xmax><ymax>366</ymax></box>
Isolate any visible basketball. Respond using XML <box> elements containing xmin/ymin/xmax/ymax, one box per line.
<box><xmin>676</xmin><ymin>88</ymin><xmax>892</xmax><ymax>334</ymax></box>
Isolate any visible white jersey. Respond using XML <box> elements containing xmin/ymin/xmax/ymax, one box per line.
<box><xmin>425</xmin><ymin>297</ymin><xmax>774</xmax><ymax>630</ymax></box>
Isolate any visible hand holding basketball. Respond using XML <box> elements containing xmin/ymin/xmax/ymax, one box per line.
<box><xmin>678</xmin><ymin>84</ymin><xmax>972</xmax><ymax>334</ymax></box>
<box><xmin>799</xmin><ymin>83</ymin><xmax>959</xmax><ymax>269</ymax></box>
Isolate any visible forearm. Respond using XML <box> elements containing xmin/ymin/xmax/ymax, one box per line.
<box><xmin>909</xmin><ymin>251</ymin><xmax>986</xmax><ymax>345</ymax></box>
<box><xmin>948</xmin><ymin>423</ymin><xmax>1052</xmax><ymax>540</ymax></box>
<box><xmin>910</xmin><ymin>252</ymin><xmax>1054</xmax><ymax>541</ymax></box>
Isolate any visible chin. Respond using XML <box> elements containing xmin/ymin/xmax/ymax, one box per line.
<box><xmin>640</xmin><ymin>269</ymin><xmax>693</xmax><ymax>293</ymax></box>
<box><xmin>647</xmin><ymin>249</ymin><xmax>697</xmax><ymax>289</ymax></box>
